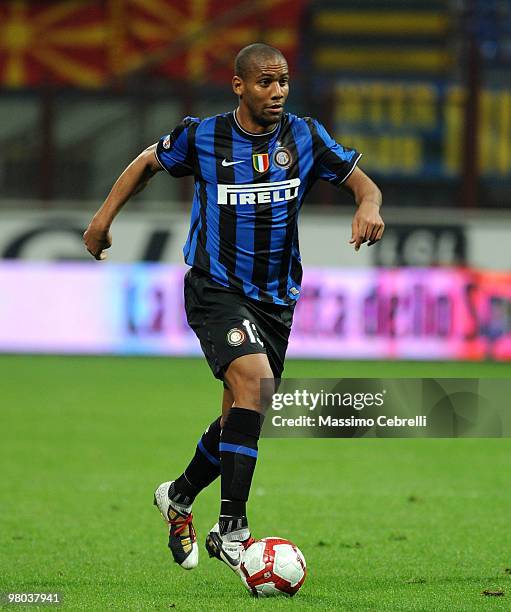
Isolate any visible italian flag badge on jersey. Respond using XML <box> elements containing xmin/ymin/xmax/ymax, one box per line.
<box><xmin>253</xmin><ymin>153</ymin><xmax>270</xmax><ymax>173</ymax></box>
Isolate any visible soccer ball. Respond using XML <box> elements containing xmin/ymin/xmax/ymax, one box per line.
<box><xmin>240</xmin><ymin>537</ymin><xmax>306</xmax><ymax>597</ymax></box>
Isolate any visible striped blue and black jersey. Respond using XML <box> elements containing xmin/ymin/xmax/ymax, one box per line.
<box><xmin>155</xmin><ymin>111</ymin><xmax>361</xmax><ymax>306</ymax></box>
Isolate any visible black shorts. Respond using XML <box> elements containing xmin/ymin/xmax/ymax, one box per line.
<box><xmin>184</xmin><ymin>267</ymin><xmax>294</xmax><ymax>381</ymax></box>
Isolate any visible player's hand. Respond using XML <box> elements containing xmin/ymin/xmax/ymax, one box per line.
<box><xmin>83</xmin><ymin>221</ymin><xmax>112</xmax><ymax>260</ymax></box>
<box><xmin>349</xmin><ymin>201</ymin><xmax>384</xmax><ymax>252</ymax></box>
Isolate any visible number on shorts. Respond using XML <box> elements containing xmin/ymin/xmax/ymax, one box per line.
<box><xmin>242</xmin><ymin>319</ymin><xmax>264</xmax><ymax>347</ymax></box>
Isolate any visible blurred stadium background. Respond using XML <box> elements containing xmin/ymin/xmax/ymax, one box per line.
<box><xmin>1</xmin><ymin>2</ymin><xmax>511</xmax><ymax>610</ymax></box>
<box><xmin>0</xmin><ymin>0</ymin><xmax>510</xmax><ymax>360</ymax></box>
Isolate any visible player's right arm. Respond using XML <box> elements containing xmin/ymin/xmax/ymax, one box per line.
<box><xmin>83</xmin><ymin>144</ymin><xmax>161</xmax><ymax>260</ymax></box>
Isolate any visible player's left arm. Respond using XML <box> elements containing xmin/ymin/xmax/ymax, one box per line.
<box><xmin>343</xmin><ymin>167</ymin><xmax>384</xmax><ymax>251</ymax></box>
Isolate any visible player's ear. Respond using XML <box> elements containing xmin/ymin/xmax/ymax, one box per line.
<box><xmin>232</xmin><ymin>75</ymin><xmax>243</xmax><ymax>97</ymax></box>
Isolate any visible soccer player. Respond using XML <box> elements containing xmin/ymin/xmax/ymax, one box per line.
<box><xmin>83</xmin><ymin>43</ymin><xmax>384</xmax><ymax>574</ymax></box>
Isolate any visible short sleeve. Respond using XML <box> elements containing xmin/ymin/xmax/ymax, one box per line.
<box><xmin>155</xmin><ymin>116</ymin><xmax>199</xmax><ymax>177</ymax></box>
<box><xmin>307</xmin><ymin>118</ymin><xmax>362</xmax><ymax>186</ymax></box>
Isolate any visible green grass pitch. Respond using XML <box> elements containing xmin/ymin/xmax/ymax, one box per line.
<box><xmin>1</xmin><ymin>356</ymin><xmax>510</xmax><ymax>611</ymax></box>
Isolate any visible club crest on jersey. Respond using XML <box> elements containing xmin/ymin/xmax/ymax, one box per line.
<box><xmin>226</xmin><ymin>328</ymin><xmax>246</xmax><ymax>346</ymax></box>
<box><xmin>162</xmin><ymin>135</ymin><xmax>171</xmax><ymax>149</ymax></box>
<box><xmin>273</xmin><ymin>147</ymin><xmax>292</xmax><ymax>169</ymax></box>
<box><xmin>253</xmin><ymin>153</ymin><xmax>270</xmax><ymax>173</ymax></box>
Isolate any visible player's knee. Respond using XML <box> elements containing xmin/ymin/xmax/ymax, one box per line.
<box><xmin>258</xmin><ymin>374</ymin><xmax>275</xmax><ymax>410</ymax></box>
<box><xmin>225</xmin><ymin>356</ymin><xmax>274</xmax><ymax>411</ymax></box>
<box><xmin>234</xmin><ymin>373</ymin><xmax>273</xmax><ymax>410</ymax></box>
<box><xmin>242</xmin><ymin>371</ymin><xmax>274</xmax><ymax>411</ymax></box>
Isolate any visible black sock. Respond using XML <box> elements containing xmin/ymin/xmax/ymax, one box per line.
<box><xmin>219</xmin><ymin>407</ymin><xmax>262</xmax><ymax>536</ymax></box>
<box><xmin>170</xmin><ymin>416</ymin><xmax>221</xmax><ymax>507</ymax></box>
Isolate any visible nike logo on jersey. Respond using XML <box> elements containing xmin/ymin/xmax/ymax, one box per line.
<box><xmin>222</xmin><ymin>159</ymin><xmax>245</xmax><ymax>167</ymax></box>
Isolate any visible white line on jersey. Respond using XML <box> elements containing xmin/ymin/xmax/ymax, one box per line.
<box><xmin>222</xmin><ymin>159</ymin><xmax>245</xmax><ymax>167</ymax></box>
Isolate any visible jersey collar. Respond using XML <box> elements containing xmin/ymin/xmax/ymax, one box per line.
<box><xmin>230</xmin><ymin>109</ymin><xmax>282</xmax><ymax>140</ymax></box>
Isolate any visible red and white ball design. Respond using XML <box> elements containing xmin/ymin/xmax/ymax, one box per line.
<box><xmin>240</xmin><ymin>537</ymin><xmax>306</xmax><ymax>597</ymax></box>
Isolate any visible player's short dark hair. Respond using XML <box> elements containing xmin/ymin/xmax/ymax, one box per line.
<box><xmin>234</xmin><ymin>43</ymin><xmax>286</xmax><ymax>79</ymax></box>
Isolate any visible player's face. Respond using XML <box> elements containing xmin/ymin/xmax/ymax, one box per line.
<box><xmin>236</xmin><ymin>57</ymin><xmax>289</xmax><ymax>127</ymax></box>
